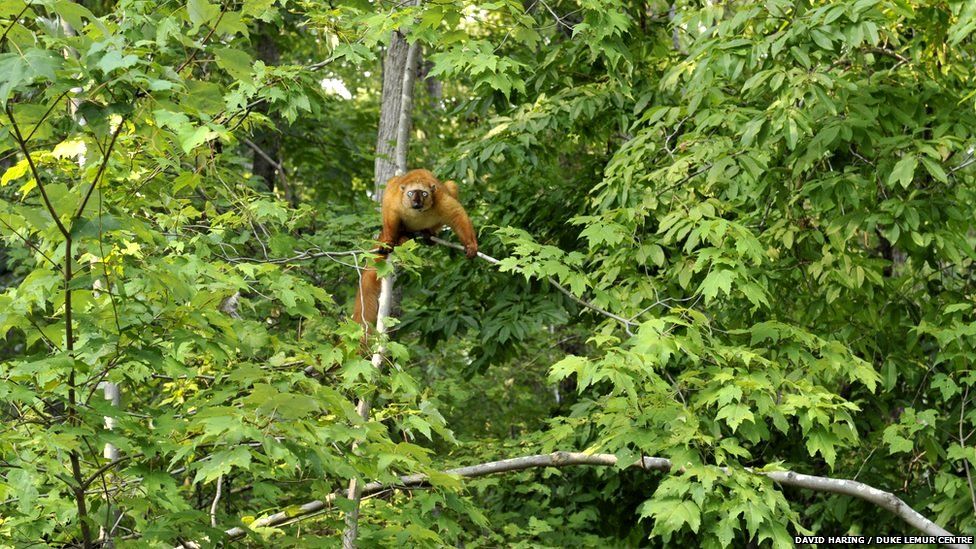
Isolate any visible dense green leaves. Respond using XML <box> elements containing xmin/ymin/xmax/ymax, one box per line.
<box><xmin>1</xmin><ymin>0</ymin><xmax>976</xmax><ymax>546</ymax></box>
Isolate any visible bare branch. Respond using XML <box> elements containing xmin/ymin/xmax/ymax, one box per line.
<box><xmin>210</xmin><ymin>475</ymin><xmax>223</xmax><ymax>528</ymax></box>
<box><xmin>24</xmin><ymin>89</ymin><xmax>73</xmax><ymax>142</ymax></box>
<box><xmin>216</xmin><ymin>246</ymin><xmax>367</xmax><ymax>264</ymax></box>
<box><xmin>80</xmin><ymin>456</ymin><xmax>131</xmax><ymax>491</ymax></box>
<box><xmin>241</xmin><ymin>137</ymin><xmax>283</xmax><ymax>174</ymax></box>
<box><xmin>223</xmin><ymin>451</ymin><xmax>964</xmax><ymax>547</ymax></box>
<box><xmin>866</xmin><ymin>46</ymin><xmax>909</xmax><ymax>65</ymax></box>
<box><xmin>175</xmin><ymin>10</ymin><xmax>225</xmax><ymax>74</ymax></box>
<box><xmin>538</xmin><ymin>0</ymin><xmax>575</xmax><ymax>31</ymax></box>
<box><xmin>950</xmin><ymin>152</ymin><xmax>976</xmax><ymax>175</ymax></box>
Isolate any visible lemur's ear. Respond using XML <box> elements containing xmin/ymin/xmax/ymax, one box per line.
<box><xmin>430</xmin><ymin>184</ymin><xmax>436</xmax><ymax>192</ymax></box>
<box><xmin>400</xmin><ymin>184</ymin><xmax>405</xmax><ymax>190</ymax></box>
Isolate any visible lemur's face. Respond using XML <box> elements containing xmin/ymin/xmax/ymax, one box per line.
<box><xmin>400</xmin><ymin>181</ymin><xmax>435</xmax><ymax>211</ymax></box>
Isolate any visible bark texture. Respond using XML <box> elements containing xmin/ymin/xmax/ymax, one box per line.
<box><xmin>373</xmin><ymin>32</ymin><xmax>410</xmax><ymax>199</ymax></box>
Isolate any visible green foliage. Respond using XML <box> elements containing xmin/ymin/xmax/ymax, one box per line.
<box><xmin>2</xmin><ymin>0</ymin><xmax>976</xmax><ymax>546</ymax></box>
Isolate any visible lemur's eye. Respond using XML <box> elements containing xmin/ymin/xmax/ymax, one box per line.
<box><xmin>407</xmin><ymin>190</ymin><xmax>414</xmax><ymax>197</ymax></box>
<box><xmin>421</xmin><ymin>191</ymin><xmax>428</xmax><ymax>197</ymax></box>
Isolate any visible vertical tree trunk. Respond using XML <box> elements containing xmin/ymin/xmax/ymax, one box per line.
<box><xmin>373</xmin><ymin>32</ymin><xmax>409</xmax><ymax>199</ymax></box>
<box><xmin>344</xmin><ymin>12</ymin><xmax>421</xmax><ymax>547</ymax></box>
<box><xmin>342</xmin><ymin>273</ymin><xmax>394</xmax><ymax>548</ymax></box>
<box><xmin>394</xmin><ymin>42</ymin><xmax>420</xmax><ymax>175</ymax></box>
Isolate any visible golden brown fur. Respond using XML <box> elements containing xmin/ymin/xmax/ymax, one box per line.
<box><xmin>353</xmin><ymin>169</ymin><xmax>478</xmax><ymax>331</ymax></box>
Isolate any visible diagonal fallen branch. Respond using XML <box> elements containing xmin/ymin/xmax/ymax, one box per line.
<box><xmin>221</xmin><ymin>451</ymin><xmax>966</xmax><ymax>548</ymax></box>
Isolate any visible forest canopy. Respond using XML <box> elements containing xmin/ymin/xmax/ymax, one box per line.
<box><xmin>1</xmin><ymin>0</ymin><xmax>976</xmax><ymax>547</ymax></box>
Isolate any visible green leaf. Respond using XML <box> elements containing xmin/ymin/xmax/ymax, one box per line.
<box><xmin>699</xmin><ymin>269</ymin><xmax>735</xmax><ymax>303</ymax></box>
<box><xmin>54</xmin><ymin>0</ymin><xmax>96</xmax><ymax>30</ymax></box>
<box><xmin>947</xmin><ymin>443</ymin><xmax>976</xmax><ymax>467</ymax></box>
<box><xmin>153</xmin><ymin>109</ymin><xmax>190</xmax><ymax>129</ymax></box>
<box><xmin>930</xmin><ymin>374</ymin><xmax>959</xmax><ymax>401</ymax></box>
<box><xmin>641</xmin><ymin>499</ymin><xmax>702</xmax><ymax>535</ymax></box>
<box><xmin>242</xmin><ymin>0</ymin><xmax>276</xmax><ymax>17</ymax></box>
<box><xmin>214</xmin><ymin>48</ymin><xmax>253</xmax><ymax>80</ymax></box>
<box><xmin>184</xmin><ymin>80</ymin><xmax>225</xmax><ymax>114</ymax></box>
<box><xmin>887</xmin><ymin>155</ymin><xmax>917</xmax><ymax>188</ymax></box>
<box><xmin>948</xmin><ymin>3</ymin><xmax>976</xmax><ymax>45</ymax></box>
<box><xmin>0</xmin><ymin>50</ymin><xmax>61</xmax><ymax>105</ymax></box>
<box><xmin>97</xmin><ymin>50</ymin><xmax>139</xmax><ymax>74</ymax></box>
<box><xmin>716</xmin><ymin>403</ymin><xmax>754</xmax><ymax>432</ymax></box>
<box><xmin>193</xmin><ymin>447</ymin><xmax>252</xmax><ymax>484</ymax></box>
<box><xmin>882</xmin><ymin>426</ymin><xmax>914</xmax><ymax>455</ymax></box>
<box><xmin>187</xmin><ymin>0</ymin><xmax>220</xmax><ymax>27</ymax></box>
<box><xmin>805</xmin><ymin>428</ymin><xmax>838</xmax><ymax>467</ymax></box>
<box><xmin>919</xmin><ymin>155</ymin><xmax>948</xmax><ymax>183</ymax></box>
<box><xmin>178</xmin><ymin>125</ymin><xmax>218</xmax><ymax>153</ymax></box>
<box><xmin>579</xmin><ymin>221</ymin><xmax>625</xmax><ymax>246</ymax></box>
<box><xmin>646</xmin><ymin>244</ymin><xmax>665</xmax><ymax>266</ymax></box>
<box><xmin>548</xmin><ymin>355</ymin><xmax>588</xmax><ymax>383</ymax></box>
<box><xmin>749</xmin><ymin>322</ymin><xmax>780</xmax><ymax>344</ymax></box>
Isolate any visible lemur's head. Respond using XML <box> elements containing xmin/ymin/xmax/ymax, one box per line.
<box><xmin>398</xmin><ymin>169</ymin><xmax>438</xmax><ymax>211</ymax></box>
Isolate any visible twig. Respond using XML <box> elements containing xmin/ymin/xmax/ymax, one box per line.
<box><xmin>538</xmin><ymin>0</ymin><xmax>575</xmax><ymax>31</ymax></box>
<box><xmin>853</xmin><ymin>444</ymin><xmax>878</xmax><ymax>481</ymax></box>
<box><xmin>241</xmin><ymin>137</ymin><xmax>287</xmax><ymax>179</ymax></box>
<box><xmin>949</xmin><ymin>152</ymin><xmax>976</xmax><ymax>175</ymax></box>
<box><xmin>216</xmin><ymin>247</ymin><xmax>368</xmax><ymax>264</ymax></box>
<box><xmin>239</xmin><ymin>136</ymin><xmax>296</xmax><ymax>206</ymax></box>
<box><xmin>81</xmin><ymin>456</ymin><xmax>132</xmax><ymax>490</ymax></box>
<box><xmin>175</xmin><ymin>10</ymin><xmax>225</xmax><ymax>74</ymax></box>
<box><xmin>24</xmin><ymin>89</ymin><xmax>73</xmax><ymax>142</ymax></box>
<box><xmin>866</xmin><ymin>46</ymin><xmax>909</xmax><ymax>65</ymax></box>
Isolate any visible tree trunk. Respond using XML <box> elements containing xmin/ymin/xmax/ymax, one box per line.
<box><xmin>373</xmin><ymin>32</ymin><xmax>409</xmax><ymax>199</ymax></box>
<box><xmin>394</xmin><ymin>42</ymin><xmax>420</xmax><ymax>175</ymax></box>
<box><xmin>344</xmin><ymin>21</ymin><xmax>420</xmax><ymax>547</ymax></box>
